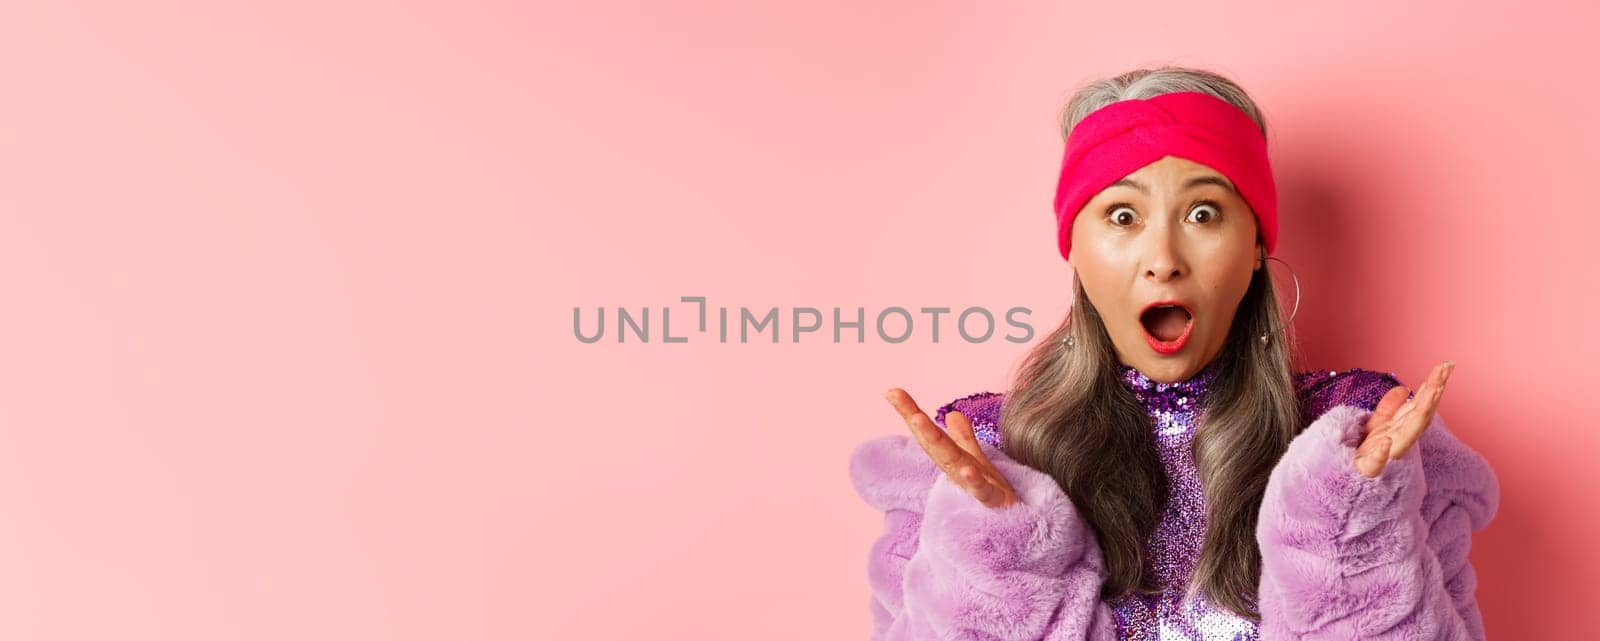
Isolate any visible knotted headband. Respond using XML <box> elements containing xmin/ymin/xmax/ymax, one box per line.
<box><xmin>1052</xmin><ymin>90</ymin><xmax>1278</xmax><ymax>262</ymax></box>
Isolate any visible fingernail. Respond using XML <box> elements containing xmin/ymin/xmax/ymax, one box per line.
<box><xmin>1442</xmin><ymin>361</ymin><xmax>1455</xmax><ymax>383</ymax></box>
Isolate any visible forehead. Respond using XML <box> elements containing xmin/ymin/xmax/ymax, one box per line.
<box><xmin>1106</xmin><ymin>156</ymin><xmax>1238</xmax><ymax>194</ymax></box>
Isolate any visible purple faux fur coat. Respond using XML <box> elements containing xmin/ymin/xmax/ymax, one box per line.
<box><xmin>848</xmin><ymin>374</ymin><xmax>1501</xmax><ymax>640</ymax></box>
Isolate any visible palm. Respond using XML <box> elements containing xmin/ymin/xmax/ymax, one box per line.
<box><xmin>883</xmin><ymin>388</ymin><xmax>1019</xmax><ymax>508</ymax></box>
<box><xmin>1355</xmin><ymin>361</ymin><xmax>1456</xmax><ymax>478</ymax></box>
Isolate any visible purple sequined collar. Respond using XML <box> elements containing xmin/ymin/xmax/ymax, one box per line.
<box><xmin>1115</xmin><ymin>358</ymin><xmax>1223</xmax><ymax>405</ymax></box>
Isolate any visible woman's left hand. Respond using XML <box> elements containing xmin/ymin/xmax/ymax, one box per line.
<box><xmin>1354</xmin><ymin>360</ymin><xmax>1456</xmax><ymax>478</ymax></box>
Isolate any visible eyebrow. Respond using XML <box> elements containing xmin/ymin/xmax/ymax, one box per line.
<box><xmin>1107</xmin><ymin>175</ymin><xmax>1237</xmax><ymax>194</ymax></box>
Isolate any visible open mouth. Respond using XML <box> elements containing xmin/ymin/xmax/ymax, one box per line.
<box><xmin>1139</xmin><ymin>302</ymin><xmax>1194</xmax><ymax>355</ymax></box>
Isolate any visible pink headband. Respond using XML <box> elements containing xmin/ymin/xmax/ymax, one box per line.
<box><xmin>1052</xmin><ymin>90</ymin><xmax>1278</xmax><ymax>262</ymax></box>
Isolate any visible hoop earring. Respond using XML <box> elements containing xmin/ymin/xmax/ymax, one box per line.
<box><xmin>1258</xmin><ymin>254</ymin><xmax>1301</xmax><ymax>346</ymax></box>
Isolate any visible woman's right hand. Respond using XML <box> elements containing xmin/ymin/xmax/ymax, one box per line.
<box><xmin>884</xmin><ymin>388</ymin><xmax>1019</xmax><ymax>508</ymax></box>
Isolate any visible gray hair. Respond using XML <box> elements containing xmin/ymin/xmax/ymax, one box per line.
<box><xmin>1058</xmin><ymin>66</ymin><xmax>1269</xmax><ymax>140</ymax></box>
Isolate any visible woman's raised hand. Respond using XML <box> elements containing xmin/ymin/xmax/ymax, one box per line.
<box><xmin>884</xmin><ymin>388</ymin><xmax>1019</xmax><ymax>508</ymax></box>
<box><xmin>1355</xmin><ymin>361</ymin><xmax>1456</xmax><ymax>478</ymax></box>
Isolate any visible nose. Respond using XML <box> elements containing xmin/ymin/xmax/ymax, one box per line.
<box><xmin>1141</xmin><ymin>229</ymin><xmax>1187</xmax><ymax>283</ymax></box>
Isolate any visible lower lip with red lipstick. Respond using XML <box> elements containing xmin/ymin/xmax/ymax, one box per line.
<box><xmin>1139</xmin><ymin>301</ymin><xmax>1194</xmax><ymax>355</ymax></box>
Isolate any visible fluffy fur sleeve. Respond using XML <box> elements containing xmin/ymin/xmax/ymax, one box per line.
<box><xmin>1255</xmin><ymin>404</ymin><xmax>1501</xmax><ymax>640</ymax></box>
<box><xmin>848</xmin><ymin>433</ymin><xmax>937</xmax><ymax>638</ymax></box>
<box><xmin>848</xmin><ymin>434</ymin><xmax>1118</xmax><ymax>640</ymax></box>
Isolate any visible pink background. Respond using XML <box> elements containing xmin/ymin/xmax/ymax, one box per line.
<box><xmin>1</xmin><ymin>1</ymin><xmax>1592</xmax><ymax>639</ymax></box>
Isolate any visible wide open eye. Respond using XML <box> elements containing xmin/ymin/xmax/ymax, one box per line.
<box><xmin>1186</xmin><ymin>201</ymin><xmax>1221</xmax><ymax>224</ymax></box>
<box><xmin>1107</xmin><ymin>205</ymin><xmax>1137</xmax><ymax>226</ymax></box>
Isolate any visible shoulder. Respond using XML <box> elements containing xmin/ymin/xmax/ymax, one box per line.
<box><xmin>847</xmin><ymin>431</ymin><xmax>940</xmax><ymax>513</ymax></box>
<box><xmin>944</xmin><ymin>369</ymin><xmax>1410</xmax><ymax>432</ymax></box>
<box><xmin>846</xmin><ymin>390</ymin><xmax>1005</xmax><ymax>513</ymax></box>
<box><xmin>932</xmin><ymin>391</ymin><xmax>1005</xmax><ymax>447</ymax></box>
<box><xmin>1294</xmin><ymin>366</ymin><xmax>1403</xmax><ymax>424</ymax></box>
<box><xmin>1292</xmin><ymin>366</ymin><xmax>1500</xmax><ymax>527</ymax></box>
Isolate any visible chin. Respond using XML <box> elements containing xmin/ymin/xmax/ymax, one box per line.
<box><xmin>1115</xmin><ymin>340</ymin><xmax>1210</xmax><ymax>383</ymax></box>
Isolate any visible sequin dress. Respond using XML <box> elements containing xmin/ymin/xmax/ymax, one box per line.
<box><xmin>1103</xmin><ymin>359</ymin><xmax>1253</xmax><ymax>640</ymax></box>
<box><xmin>931</xmin><ymin>361</ymin><xmax>1401</xmax><ymax>641</ymax></box>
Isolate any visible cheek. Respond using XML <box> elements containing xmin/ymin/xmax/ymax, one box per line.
<box><xmin>1204</xmin><ymin>233</ymin><xmax>1259</xmax><ymax>298</ymax></box>
<box><xmin>1069</xmin><ymin>228</ymin><xmax>1135</xmax><ymax>290</ymax></box>
<box><xmin>1070</xmin><ymin>254</ymin><xmax>1127</xmax><ymax>315</ymax></box>
<box><xmin>1201</xmin><ymin>266</ymin><xmax>1256</xmax><ymax>326</ymax></box>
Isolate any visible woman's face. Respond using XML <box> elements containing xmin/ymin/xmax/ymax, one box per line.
<box><xmin>1069</xmin><ymin>155</ymin><xmax>1262</xmax><ymax>384</ymax></box>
